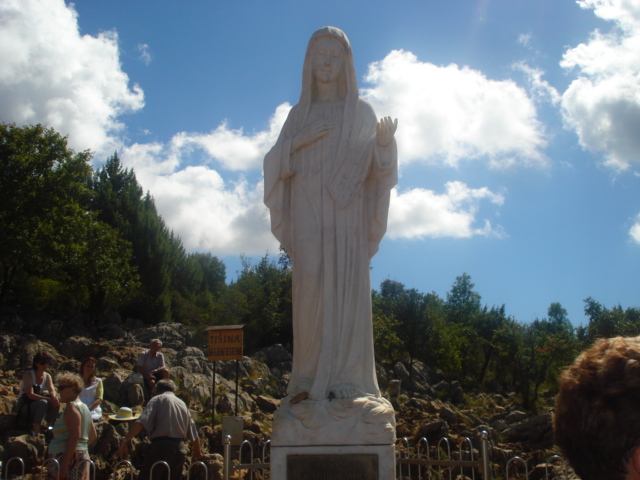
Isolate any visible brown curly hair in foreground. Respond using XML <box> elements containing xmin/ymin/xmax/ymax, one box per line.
<box><xmin>555</xmin><ymin>336</ymin><xmax>640</xmax><ymax>480</ymax></box>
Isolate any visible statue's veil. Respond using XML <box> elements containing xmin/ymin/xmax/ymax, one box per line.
<box><xmin>294</xmin><ymin>27</ymin><xmax>376</xmax><ymax>209</ymax></box>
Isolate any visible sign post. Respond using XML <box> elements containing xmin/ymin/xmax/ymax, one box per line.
<box><xmin>206</xmin><ymin>325</ymin><xmax>244</xmax><ymax>431</ymax></box>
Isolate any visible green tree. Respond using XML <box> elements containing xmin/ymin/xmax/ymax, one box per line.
<box><xmin>0</xmin><ymin>123</ymin><xmax>93</xmax><ymax>305</ymax></box>
<box><xmin>445</xmin><ymin>273</ymin><xmax>483</xmax><ymax>379</ymax></box>
<box><xmin>371</xmin><ymin>312</ymin><xmax>403</xmax><ymax>363</ymax></box>
<box><xmin>375</xmin><ymin>280</ymin><xmax>436</xmax><ymax>376</ymax></box>
<box><xmin>445</xmin><ymin>273</ymin><xmax>482</xmax><ymax>324</ymax></box>
<box><xmin>516</xmin><ymin>303</ymin><xmax>577</xmax><ymax>410</ymax></box>
<box><xmin>224</xmin><ymin>252</ymin><xmax>292</xmax><ymax>352</ymax></box>
<box><xmin>52</xmin><ymin>213</ymin><xmax>140</xmax><ymax>314</ymax></box>
<box><xmin>580</xmin><ymin>297</ymin><xmax>640</xmax><ymax>344</ymax></box>
<box><xmin>92</xmin><ymin>153</ymin><xmax>183</xmax><ymax>323</ymax></box>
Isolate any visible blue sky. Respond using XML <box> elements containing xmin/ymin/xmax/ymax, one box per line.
<box><xmin>1</xmin><ymin>0</ymin><xmax>639</xmax><ymax>325</ymax></box>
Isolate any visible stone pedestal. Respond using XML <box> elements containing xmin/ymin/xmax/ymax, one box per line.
<box><xmin>271</xmin><ymin>444</ymin><xmax>395</xmax><ymax>480</ymax></box>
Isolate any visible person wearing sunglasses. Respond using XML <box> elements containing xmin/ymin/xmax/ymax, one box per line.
<box><xmin>48</xmin><ymin>373</ymin><xmax>97</xmax><ymax>480</ymax></box>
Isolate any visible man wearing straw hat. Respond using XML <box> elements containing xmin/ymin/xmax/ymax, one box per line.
<box><xmin>119</xmin><ymin>379</ymin><xmax>202</xmax><ymax>480</ymax></box>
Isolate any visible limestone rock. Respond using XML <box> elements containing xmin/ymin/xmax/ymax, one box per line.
<box><xmin>416</xmin><ymin>420</ymin><xmax>449</xmax><ymax>444</ymax></box>
<box><xmin>59</xmin><ymin>336</ymin><xmax>110</xmax><ymax>360</ymax></box>
<box><xmin>4</xmin><ymin>434</ymin><xmax>45</xmax><ymax>471</ymax></box>
<box><xmin>387</xmin><ymin>379</ymin><xmax>401</xmax><ymax>398</ymax></box>
<box><xmin>177</xmin><ymin>346</ymin><xmax>205</xmax><ymax>359</ymax></box>
<box><xmin>127</xmin><ymin>383</ymin><xmax>145</xmax><ymax>406</ymax></box>
<box><xmin>254</xmin><ymin>395</ymin><xmax>279</xmax><ymax>414</ymax></box>
<box><xmin>253</xmin><ymin>344</ymin><xmax>292</xmax><ymax>371</ymax></box>
<box><xmin>131</xmin><ymin>322</ymin><xmax>193</xmax><ymax>350</ymax></box>
<box><xmin>503</xmin><ymin>413</ymin><xmax>553</xmax><ymax>449</ymax></box>
<box><xmin>216</xmin><ymin>392</ymin><xmax>256</xmax><ymax>415</ymax></box>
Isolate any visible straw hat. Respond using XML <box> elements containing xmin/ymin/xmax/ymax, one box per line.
<box><xmin>108</xmin><ymin>407</ymin><xmax>141</xmax><ymax>421</ymax></box>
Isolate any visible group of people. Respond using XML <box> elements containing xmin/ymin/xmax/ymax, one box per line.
<box><xmin>17</xmin><ymin>334</ymin><xmax>640</xmax><ymax>480</ymax></box>
<box><xmin>16</xmin><ymin>339</ymin><xmax>198</xmax><ymax>480</ymax></box>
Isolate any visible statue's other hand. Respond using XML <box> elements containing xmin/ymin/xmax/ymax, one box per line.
<box><xmin>376</xmin><ymin>116</ymin><xmax>398</xmax><ymax>147</ymax></box>
<box><xmin>292</xmin><ymin>121</ymin><xmax>333</xmax><ymax>152</ymax></box>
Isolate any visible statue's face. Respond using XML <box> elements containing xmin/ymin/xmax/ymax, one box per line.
<box><xmin>312</xmin><ymin>37</ymin><xmax>344</xmax><ymax>84</ymax></box>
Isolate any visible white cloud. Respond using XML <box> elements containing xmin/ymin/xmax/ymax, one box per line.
<box><xmin>361</xmin><ymin>50</ymin><xmax>548</xmax><ymax>170</ymax></box>
<box><xmin>0</xmin><ymin>0</ymin><xmax>520</xmax><ymax>254</ymax></box>
<box><xmin>138</xmin><ymin>44</ymin><xmax>151</xmax><ymax>65</ymax></box>
<box><xmin>630</xmin><ymin>214</ymin><xmax>640</xmax><ymax>244</ymax></box>
<box><xmin>0</xmin><ymin>0</ymin><xmax>144</xmax><ymax>155</ymax></box>
<box><xmin>513</xmin><ymin>62</ymin><xmax>561</xmax><ymax>105</ymax></box>
<box><xmin>120</xmin><ymin>144</ymin><xmax>277</xmax><ymax>256</ymax></box>
<box><xmin>518</xmin><ymin>33</ymin><xmax>533</xmax><ymax>48</ymax></box>
<box><xmin>560</xmin><ymin>0</ymin><xmax>640</xmax><ymax>170</ymax></box>
<box><xmin>387</xmin><ymin>181</ymin><xmax>506</xmax><ymax>240</ymax></box>
<box><xmin>178</xmin><ymin>103</ymin><xmax>291</xmax><ymax>171</ymax></box>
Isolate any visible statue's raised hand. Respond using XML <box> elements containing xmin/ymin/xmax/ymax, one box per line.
<box><xmin>292</xmin><ymin>120</ymin><xmax>334</xmax><ymax>152</ymax></box>
<box><xmin>376</xmin><ymin>116</ymin><xmax>398</xmax><ymax>147</ymax></box>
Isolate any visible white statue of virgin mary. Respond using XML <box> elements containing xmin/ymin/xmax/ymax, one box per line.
<box><xmin>264</xmin><ymin>26</ymin><xmax>397</xmax><ymax>443</ymax></box>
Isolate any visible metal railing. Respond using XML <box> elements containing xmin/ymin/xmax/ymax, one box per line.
<box><xmin>1</xmin><ymin>433</ymin><xmax>571</xmax><ymax>480</ymax></box>
<box><xmin>396</xmin><ymin>432</ymin><xmax>490</xmax><ymax>480</ymax></box>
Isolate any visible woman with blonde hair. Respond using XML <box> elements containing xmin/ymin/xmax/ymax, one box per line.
<box><xmin>78</xmin><ymin>357</ymin><xmax>103</xmax><ymax>421</ymax></box>
<box><xmin>48</xmin><ymin>373</ymin><xmax>97</xmax><ymax>480</ymax></box>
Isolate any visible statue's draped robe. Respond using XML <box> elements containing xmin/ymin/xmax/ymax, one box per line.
<box><xmin>264</xmin><ymin>97</ymin><xmax>397</xmax><ymax>402</ymax></box>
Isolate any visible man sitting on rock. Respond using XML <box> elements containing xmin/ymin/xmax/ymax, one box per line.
<box><xmin>136</xmin><ymin>339</ymin><xmax>170</xmax><ymax>391</ymax></box>
<box><xmin>119</xmin><ymin>379</ymin><xmax>201</xmax><ymax>480</ymax></box>
<box><xmin>555</xmin><ymin>336</ymin><xmax>640</xmax><ymax>480</ymax></box>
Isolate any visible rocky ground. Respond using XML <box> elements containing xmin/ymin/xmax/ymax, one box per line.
<box><xmin>0</xmin><ymin>308</ymin><xmax>566</xmax><ymax>480</ymax></box>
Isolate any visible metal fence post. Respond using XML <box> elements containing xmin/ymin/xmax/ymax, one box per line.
<box><xmin>459</xmin><ymin>437</ymin><xmax>475</xmax><ymax>480</ymax></box>
<box><xmin>506</xmin><ymin>456</ymin><xmax>528</xmax><ymax>480</ymax></box>
<box><xmin>239</xmin><ymin>440</ymin><xmax>254</xmax><ymax>480</ymax></box>
<box><xmin>149</xmin><ymin>461</ymin><xmax>170</xmax><ymax>480</ymax></box>
<box><xmin>187</xmin><ymin>460</ymin><xmax>208</xmax><ymax>480</ymax></box>
<box><xmin>5</xmin><ymin>457</ymin><xmax>25</xmax><ymax>480</ymax></box>
<box><xmin>41</xmin><ymin>458</ymin><xmax>59</xmax><ymax>480</ymax></box>
<box><xmin>417</xmin><ymin>437</ymin><xmax>430</xmax><ymax>480</ymax></box>
<box><xmin>111</xmin><ymin>460</ymin><xmax>135</xmax><ymax>480</ymax></box>
<box><xmin>223</xmin><ymin>435</ymin><xmax>232</xmax><ymax>480</ymax></box>
<box><xmin>480</xmin><ymin>431</ymin><xmax>492</xmax><ymax>480</ymax></box>
<box><xmin>545</xmin><ymin>455</ymin><xmax>568</xmax><ymax>480</ymax></box>
<box><xmin>77</xmin><ymin>459</ymin><xmax>96</xmax><ymax>480</ymax></box>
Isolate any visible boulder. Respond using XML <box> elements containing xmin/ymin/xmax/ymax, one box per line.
<box><xmin>97</xmin><ymin>356</ymin><xmax>120</xmax><ymax>373</ymax></box>
<box><xmin>450</xmin><ymin>381</ymin><xmax>465</xmax><ymax>404</ymax></box>
<box><xmin>254</xmin><ymin>395</ymin><xmax>279</xmax><ymax>414</ymax></box>
<box><xmin>4</xmin><ymin>434</ymin><xmax>45</xmax><ymax>471</ymax></box>
<box><xmin>177</xmin><ymin>347</ymin><xmax>205</xmax><ymax>359</ymax></box>
<box><xmin>102</xmin><ymin>370</ymin><xmax>134</xmax><ymax>404</ymax></box>
<box><xmin>177</xmin><ymin>373</ymin><xmax>213</xmax><ymax>404</ymax></box>
<box><xmin>503</xmin><ymin>410</ymin><xmax>528</xmax><ymax>425</ymax></box>
<box><xmin>375</xmin><ymin>362</ymin><xmax>390</xmax><ymax>390</ymax></box>
<box><xmin>393</xmin><ymin>361</ymin><xmax>411</xmax><ymax>386</ymax></box>
<box><xmin>254</xmin><ymin>344</ymin><xmax>292</xmax><ymax>371</ymax></box>
<box><xmin>131</xmin><ymin>323</ymin><xmax>193</xmax><ymax>350</ymax></box>
<box><xmin>215</xmin><ymin>392</ymin><xmax>257</xmax><ymax>415</ymax></box>
<box><xmin>176</xmin><ymin>355</ymin><xmax>212</xmax><ymax>376</ymax></box>
<box><xmin>503</xmin><ymin>414</ymin><xmax>553</xmax><ymax>449</ymax></box>
<box><xmin>387</xmin><ymin>379</ymin><xmax>401</xmax><ymax>398</ymax></box>
<box><xmin>0</xmin><ymin>334</ymin><xmax>19</xmax><ymax>368</ymax></box>
<box><xmin>60</xmin><ymin>336</ymin><xmax>111</xmax><ymax>360</ymax></box>
<box><xmin>127</xmin><ymin>383</ymin><xmax>145</xmax><ymax>406</ymax></box>
<box><xmin>0</xmin><ymin>394</ymin><xmax>17</xmax><ymax>415</ymax></box>
<box><xmin>416</xmin><ymin>420</ymin><xmax>449</xmax><ymax>444</ymax></box>
<box><xmin>92</xmin><ymin>421</ymin><xmax>120</xmax><ymax>460</ymax></box>
<box><xmin>8</xmin><ymin>337</ymin><xmax>60</xmax><ymax>372</ymax></box>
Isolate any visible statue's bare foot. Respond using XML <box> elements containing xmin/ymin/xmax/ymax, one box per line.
<box><xmin>330</xmin><ymin>385</ymin><xmax>363</xmax><ymax>399</ymax></box>
<box><xmin>290</xmin><ymin>391</ymin><xmax>309</xmax><ymax>404</ymax></box>
<box><xmin>288</xmin><ymin>377</ymin><xmax>313</xmax><ymax>396</ymax></box>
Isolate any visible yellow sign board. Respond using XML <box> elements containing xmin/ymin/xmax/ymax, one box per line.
<box><xmin>206</xmin><ymin>325</ymin><xmax>244</xmax><ymax>361</ymax></box>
